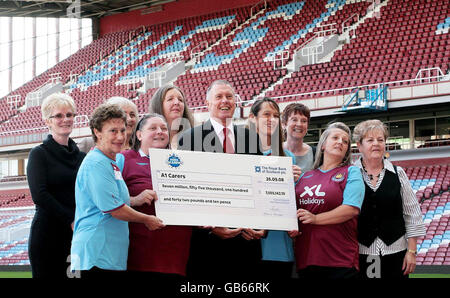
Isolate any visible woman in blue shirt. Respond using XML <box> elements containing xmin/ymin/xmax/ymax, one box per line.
<box><xmin>71</xmin><ymin>104</ymin><xmax>164</xmax><ymax>278</ymax></box>
<box><xmin>249</xmin><ymin>97</ymin><xmax>301</xmax><ymax>279</ymax></box>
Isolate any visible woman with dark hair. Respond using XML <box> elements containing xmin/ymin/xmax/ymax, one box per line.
<box><xmin>281</xmin><ymin>103</ymin><xmax>315</xmax><ymax>172</ymax></box>
<box><xmin>249</xmin><ymin>97</ymin><xmax>301</xmax><ymax>278</ymax></box>
<box><xmin>71</xmin><ymin>104</ymin><xmax>164</xmax><ymax>278</ymax></box>
<box><xmin>116</xmin><ymin>113</ymin><xmax>192</xmax><ymax>281</ymax></box>
<box><xmin>78</xmin><ymin>96</ymin><xmax>139</xmax><ymax>153</ymax></box>
<box><xmin>294</xmin><ymin>122</ymin><xmax>365</xmax><ymax>279</ymax></box>
<box><xmin>149</xmin><ymin>84</ymin><xmax>194</xmax><ymax>149</ymax></box>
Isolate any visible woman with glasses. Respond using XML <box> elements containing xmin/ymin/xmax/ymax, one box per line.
<box><xmin>27</xmin><ymin>93</ymin><xmax>86</xmax><ymax>278</ymax></box>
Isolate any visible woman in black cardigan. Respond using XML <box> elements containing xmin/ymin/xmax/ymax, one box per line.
<box><xmin>27</xmin><ymin>93</ymin><xmax>85</xmax><ymax>278</ymax></box>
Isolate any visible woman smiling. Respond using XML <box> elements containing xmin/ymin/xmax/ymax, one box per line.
<box><xmin>27</xmin><ymin>93</ymin><xmax>85</xmax><ymax>278</ymax></box>
<box><xmin>294</xmin><ymin>122</ymin><xmax>365</xmax><ymax>279</ymax></box>
<box><xmin>116</xmin><ymin>113</ymin><xmax>192</xmax><ymax>281</ymax></box>
<box><xmin>353</xmin><ymin>119</ymin><xmax>425</xmax><ymax>279</ymax></box>
<box><xmin>71</xmin><ymin>104</ymin><xmax>164</xmax><ymax>278</ymax></box>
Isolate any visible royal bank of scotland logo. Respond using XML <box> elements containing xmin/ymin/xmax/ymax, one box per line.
<box><xmin>166</xmin><ymin>153</ymin><xmax>183</xmax><ymax>169</ymax></box>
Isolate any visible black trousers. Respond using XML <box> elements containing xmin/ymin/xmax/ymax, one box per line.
<box><xmin>261</xmin><ymin>261</ymin><xmax>294</xmax><ymax>279</ymax></box>
<box><xmin>359</xmin><ymin>250</ymin><xmax>409</xmax><ymax>279</ymax></box>
<box><xmin>28</xmin><ymin>213</ymin><xmax>73</xmax><ymax>279</ymax></box>
<box><xmin>126</xmin><ymin>270</ymin><xmax>184</xmax><ymax>282</ymax></box>
<box><xmin>297</xmin><ymin>266</ymin><xmax>359</xmax><ymax>279</ymax></box>
<box><xmin>80</xmin><ymin>267</ymin><xmax>127</xmax><ymax>279</ymax></box>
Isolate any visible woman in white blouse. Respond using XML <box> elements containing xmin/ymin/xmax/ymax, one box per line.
<box><xmin>353</xmin><ymin>119</ymin><xmax>426</xmax><ymax>278</ymax></box>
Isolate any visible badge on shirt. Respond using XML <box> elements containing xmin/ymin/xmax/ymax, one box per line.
<box><xmin>111</xmin><ymin>163</ymin><xmax>123</xmax><ymax>180</ymax></box>
<box><xmin>331</xmin><ymin>173</ymin><xmax>345</xmax><ymax>182</ymax></box>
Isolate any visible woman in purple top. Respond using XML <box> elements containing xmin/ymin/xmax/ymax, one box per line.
<box><xmin>294</xmin><ymin>122</ymin><xmax>365</xmax><ymax>279</ymax></box>
<box><xmin>116</xmin><ymin>113</ymin><xmax>192</xmax><ymax>280</ymax></box>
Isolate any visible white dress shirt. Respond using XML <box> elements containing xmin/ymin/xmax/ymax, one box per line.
<box><xmin>209</xmin><ymin>117</ymin><xmax>235</xmax><ymax>151</ymax></box>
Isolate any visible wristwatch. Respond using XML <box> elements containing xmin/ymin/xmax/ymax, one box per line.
<box><xmin>407</xmin><ymin>249</ymin><xmax>417</xmax><ymax>255</ymax></box>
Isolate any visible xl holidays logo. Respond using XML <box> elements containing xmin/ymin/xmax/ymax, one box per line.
<box><xmin>300</xmin><ymin>184</ymin><xmax>325</xmax><ymax>197</ymax></box>
<box><xmin>299</xmin><ymin>184</ymin><xmax>325</xmax><ymax>205</ymax></box>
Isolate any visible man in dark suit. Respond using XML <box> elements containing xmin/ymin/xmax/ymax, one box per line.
<box><xmin>178</xmin><ymin>80</ymin><xmax>264</xmax><ymax>280</ymax></box>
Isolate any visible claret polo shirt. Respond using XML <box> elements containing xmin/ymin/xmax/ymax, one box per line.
<box><xmin>294</xmin><ymin>165</ymin><xmax>365</xmax><ymax>270</ymax></box>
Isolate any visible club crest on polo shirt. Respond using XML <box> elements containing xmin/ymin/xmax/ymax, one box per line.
<box><xmin>111</xmin><ymin>163</ymin><xmax>123</xmax><ymax>180</ymax></box>
<box><xmin>331</xmin><ymin>172</ymin><xmax>345</xmax><ymax>182</ymax></box>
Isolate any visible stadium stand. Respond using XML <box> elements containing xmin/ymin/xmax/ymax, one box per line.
<box><xmin>0</xmin><ymin>0</ymin><xmax>448</xmax><ymax>273</ymax></box>
<box><xmin>402</xmin><ymin>164</ymin><xmax>450</xmax><ymax>266</ymax></box>
<box><xmin>0</xmin><ymin>238</ymin><xmax>30</xmax><ymax>266</ymax></box>
<box><xmin>1</xmin><ymin>0</ymin><xmax>449</xmax><ymax>134</ymax></box>
<box><xmin>266</xmin><ymin>0</ymin><xmax>449</xmax><ymax>99</ymax></box>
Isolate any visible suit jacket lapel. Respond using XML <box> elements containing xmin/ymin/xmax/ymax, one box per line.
<box><xmin>202</xmin><ymin>120</ymin><xmax>222</xmax><ymax>152</ymax></box>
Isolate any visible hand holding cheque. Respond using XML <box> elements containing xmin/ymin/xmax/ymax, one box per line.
<box><xmin>149</xmin><ymin>149</ymin><xmax>299</xmax><ymax>231</ymax></box>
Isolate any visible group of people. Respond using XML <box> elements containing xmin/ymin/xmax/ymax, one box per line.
<box><xmin>26</xmin><ymin>79</ymin><xmax>425</xmax><ymax>280</ymax></box>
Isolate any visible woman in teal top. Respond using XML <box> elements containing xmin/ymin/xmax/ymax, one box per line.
<box><xmin>249</xmin><ymin>98</ymin><xmax>301</xmax><ymax>279</ymax></box>
<box><xmin>71</xmin><ymin>104</ymin><xmax>164</xmax><ymax>278</ymax></box>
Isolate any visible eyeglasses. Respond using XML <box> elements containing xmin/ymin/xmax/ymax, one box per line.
<box><xmin>49</xmin><ymin>112</ymin><xmax>76</xmax><ymax>120</ymax></box>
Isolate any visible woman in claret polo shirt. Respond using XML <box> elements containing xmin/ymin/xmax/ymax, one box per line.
<box><xmin>116</xmin><ymin>113</ymin><xmax>192</xmax><ymax>281</ymax></box>
<box><xmin>353</xmin><ymin>119</ymin><xmax>425</xmax><ymax>279</ymax></box>
<box><xmin>294</xmin><ymin>122</ymin><xmax>365</xmax><ymax>279</ymax></box>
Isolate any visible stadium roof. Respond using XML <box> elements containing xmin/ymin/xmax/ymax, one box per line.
<box><xmin>0</xmin><ymin>0</ymin><xmax>175</xmax><ymax>18</ymax></box>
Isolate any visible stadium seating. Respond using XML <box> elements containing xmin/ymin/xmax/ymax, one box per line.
<box><xmin>402</xmin><ymin>164</ymin><xmax>450</xmax><ymax>265</ymax></box>
<box><xmin>0</xmin><ymin>29</ymin><xmax>140</xmax><ymax>134</ymax></box>
<box><xmin>0</xmin><ymin>0</ymin><xmax>448</xmax><ymax>137</ymax></box>
<box><xmin>0</xmin><ymin>238</ymin><xmax>30</xmax><ymax>266</ymax></box>
<box><xmin>266</xmin><ymin>0</ymin><xmax>449</xmax><ymax>99</ymax></box>
<box><xmin>0</xmin><ymin>189</ymin><xmax>33</xmax><ymax>208</ymax></box>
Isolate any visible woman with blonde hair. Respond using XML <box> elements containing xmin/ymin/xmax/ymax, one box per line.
<box><xmin>294</xmin><ymin>122</ymin><xmax>365</xmax><ymax>279</ymax></box>
<box><xmin>353</xmin><ymin>119</ymin><xmax>425</xmax><ymax>279</ymax></box>
<box><xmin>27</xmin><ymin>92</ymin><xmax>86</xmax><ymax>278</ymax></box>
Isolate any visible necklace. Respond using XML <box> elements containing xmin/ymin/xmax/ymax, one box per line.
<box><xmin>361</xmin><ymin>160</ymin><xmax>382</xmax><ymax>181</ymax></box>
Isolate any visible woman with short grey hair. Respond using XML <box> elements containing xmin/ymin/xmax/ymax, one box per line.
<box><xmin>106</xmin><ymin>96</ymin><xmax>139</xmax><ymax>150</ymax></box>
<box><xmin>353</xmin><ymin>119</ymin><xmax>425</xmax><ymax>279</ymax></box>
<box><xmin>27</xmin><ymin>92</ymin><xmax>86</xmax><ymax>278</ymax></box>
<box><xmin>78</xmin><ymin>96</ymin><xmax>139</xmax><ymax>153</ymax></box>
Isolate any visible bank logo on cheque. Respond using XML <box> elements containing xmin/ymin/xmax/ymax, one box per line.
<box><xmin>166</xmin><ymin>153</ymin><xmax>183</xmax><ymax>168</ymax></box>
